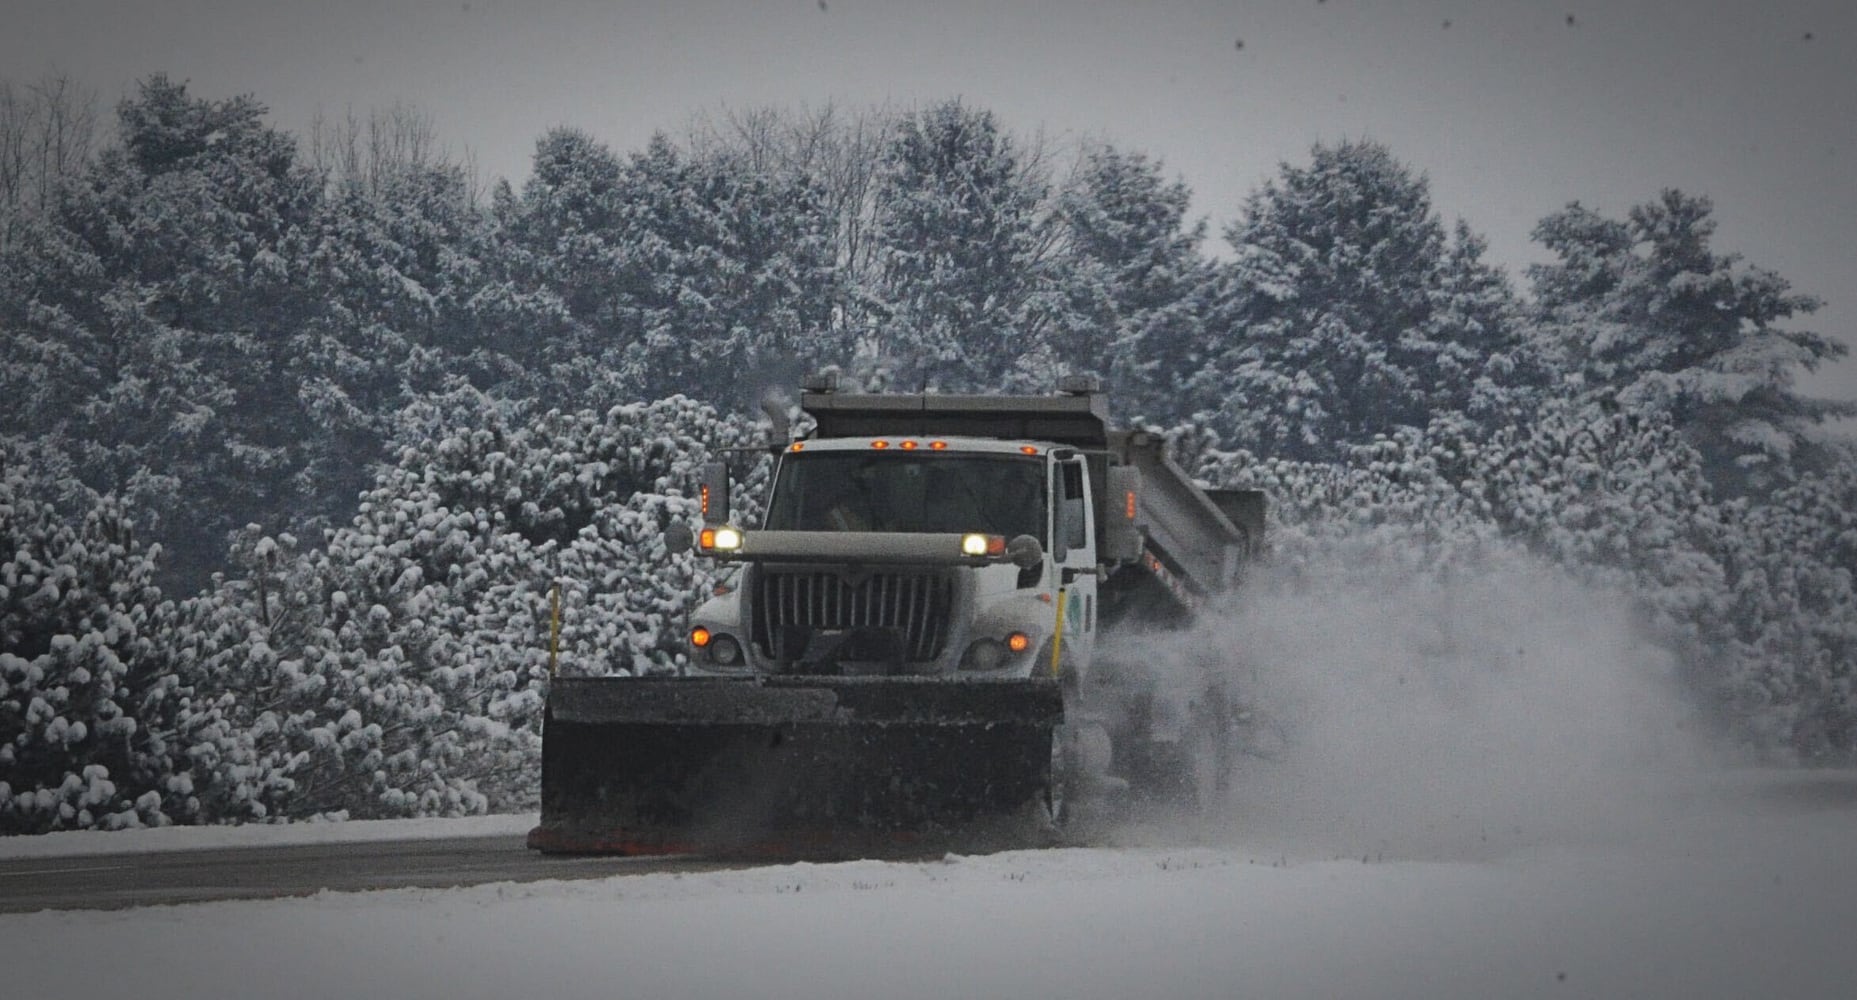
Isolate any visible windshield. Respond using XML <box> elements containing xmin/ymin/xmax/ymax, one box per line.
<box><xmin>764</xmin><ymin>452</ymin><xmax>1046</xmax><ymax>539</ymax></box>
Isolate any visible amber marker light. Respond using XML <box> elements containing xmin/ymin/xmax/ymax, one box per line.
<box><xmin>1125</xmin><ymin>490</ymin><xmax>1137</xmax><ymax>520</ymax></box>
<box><xmin>691</xmin><ymin>627</ymin><xmax>712</xmax><ymax>647</ymax></box>
<box><xmin>699</xmin><ymin>528</ymin><xmax>716</xmax><ymax>549</ymax></box>
<box><xmin>1019</xmin><ymin>445</ymin><xmax>1039</xmax><ymax>455</ymax></box>
<box><xmin>871</xmin><ymin>439</ymin><xmax>890</xmax><ymax>449</ymax></box>
<box><xmin>790</xmin><ymin>442</ymin><xmax>805</xmax><ymax>452</ymax></box>
<box><xmin>1007</xmin><ymin>632</ymin><xmax>1031</xmax><ymax>653</ymax></box>
<box><xmin>930</xmin><ymin>441</ymin><xmax>948</xmax><ymax>450</ymax></box>
<box><xmin>901</xmin><ymin>440</ymin><xmax>919</xmax><ymax>450</ymax></box>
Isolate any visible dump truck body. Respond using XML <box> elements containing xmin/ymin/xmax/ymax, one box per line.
<box><xmin>529</xmin><ymin>378</ymin><xmax>1262</xmax><ymax>855</ymax></box>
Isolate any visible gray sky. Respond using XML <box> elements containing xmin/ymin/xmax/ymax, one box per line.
<box><xmin>8</xmin><ymin>0</ymin><xmax>1854</xmax><ymax>400</ymax></box>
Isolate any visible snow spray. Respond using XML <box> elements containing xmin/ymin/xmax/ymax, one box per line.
<box><xmin>1111</xmin><ymin>529</ymin><xmax>1713</xmax><ymax>861</ymax></box>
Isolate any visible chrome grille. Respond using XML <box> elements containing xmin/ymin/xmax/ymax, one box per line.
<box><xmin>752</xmin><ymin>569</ymin><xmax>955</xmax><ymax>663</ymax></box>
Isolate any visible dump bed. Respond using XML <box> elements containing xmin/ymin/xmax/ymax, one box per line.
<box><xmin>1104</xmin><ymin>430</ymin><xmax>1260</xmax><ymax>601</ymax></box>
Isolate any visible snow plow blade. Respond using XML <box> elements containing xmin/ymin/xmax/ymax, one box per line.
<box><xmin>527</xmin><ymin>675</ymin><xmax>1065</xmax><ymax>857</ymax></box>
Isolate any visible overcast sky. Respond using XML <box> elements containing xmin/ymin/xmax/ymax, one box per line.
<box><xmin>7</xmin><ymin>0</ymin><xmax>1854</xmax><ymax>400</ymax></box>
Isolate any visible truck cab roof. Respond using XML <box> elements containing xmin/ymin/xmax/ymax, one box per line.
<box><xmin>800</xmin><ymin>389</ymin><xmax>1109</xmax><ymax>450</ymax></box>
<box><xmin>785</xmin><ymin>436</ymin><xmax>1061</xmax><ymax>457</ymax></box>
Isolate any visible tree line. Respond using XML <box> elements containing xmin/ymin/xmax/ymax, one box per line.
<box><xmin>0</xmin><ymin>75</ymin><xmax>1851</xmax><ymax>832</ymax></box>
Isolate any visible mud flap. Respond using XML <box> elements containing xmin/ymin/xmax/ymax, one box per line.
<box><xmin>528</xmin><ymin>675</ymin><xmax>1065</xmax><ymax>856</ymax></box>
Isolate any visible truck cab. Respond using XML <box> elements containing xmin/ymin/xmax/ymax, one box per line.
<box><xmin>682</xmin><ymin>432</ymin><xmax>1099</xmax><ymax>681</ymax></box>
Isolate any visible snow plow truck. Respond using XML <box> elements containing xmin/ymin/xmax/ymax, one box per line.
<box><xmin>527</xmin><ymin>374</ymin><xmax>1265</xmax><ymax>856</ymax></box>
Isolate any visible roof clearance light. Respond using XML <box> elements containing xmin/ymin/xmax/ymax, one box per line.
<box><xmin>930</xmin><ymin>441</ymin><xmax>948</xmax><ymax>451</ymax></box>
<box><xmin>712</xmin><ymin>526</ymin><xmax>744</xmax><ymax>551</ymax></box>
<box><xmin>901</xmin><ymin>440</ymin><xmax>919</xmax><ymax>451</ymax></box>
<box><xmin>691</xmin><ymin>627</ymin><xmax>713</xmax><ymax>647</ymax></box>
<box><xmin>871</xmin><ymin>439</ymin><xmax>890</xmax><ymax>450</ymax></box>
<box><xmin>961</xmin><ymin>533</ymin><xmax>990</xmax><ymax>557</ymax></box>
<box><xmin>790</xmin><ymin>442</ymin><xmax>805</xmax><ymax>452</ymax></box>
<box><xmin>1020</xmin><ymin>445</ymin><xmax>1039</xmax><ymax>455</ymax></box>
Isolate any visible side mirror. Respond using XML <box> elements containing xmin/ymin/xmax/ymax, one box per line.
<box><xmin>1104</xmin><ymin>465</ymin><xmax>1142</xmax><ymax>563</ymax></box>
<box><xmin>1006</xmin><ymin>534</ymin><xmax>1045</xmax><ymax>570</ymax></box>
<box><xmin>665</xmin><ymin>524</ymin><xmax>694</xmax><ymax>555</ymax></box>
<box><xmin>701</xmin><ymin>461</ymin><xmax>731</xmax><ymax>527</ymax></box>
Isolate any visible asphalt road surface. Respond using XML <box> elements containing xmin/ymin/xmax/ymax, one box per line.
<box><xmin>0</xmin><ymin>835</ymin><xmax>741</xmax><ymax>914</ymax></box>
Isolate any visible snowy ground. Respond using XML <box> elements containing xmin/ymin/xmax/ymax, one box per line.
<box><xmin>3</xmin><ymin>769</ymin><xmax>1854</xmax><ymax>1000</ymax></box>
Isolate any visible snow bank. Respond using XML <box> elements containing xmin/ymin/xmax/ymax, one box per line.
<box><xmin>0</xmin><ymin>813</ymin><xmax>538</xmax><ymax>860</ymax></box>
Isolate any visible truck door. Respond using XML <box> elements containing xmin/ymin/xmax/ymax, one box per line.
<box><xmin>1053</xmin><ymin>456</ymin><xmax>1098</xmax><ymax>672</ymax></box>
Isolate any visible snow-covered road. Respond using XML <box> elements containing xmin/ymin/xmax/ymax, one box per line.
<box><xmin>4</xmin><ymin>770</ymin><xmax>1853</xmax><ymax>1000</ymax></box>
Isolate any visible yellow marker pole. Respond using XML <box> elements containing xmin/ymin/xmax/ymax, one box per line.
<box><xmin>548</xmin><ymin>584</ymin><xmax>562</xmax><ymax>677</ymax></box>
<box><xmin>1049</xmin><ymin>586</ymin><xmax>1067</xmax><ymax>678</ymax></box>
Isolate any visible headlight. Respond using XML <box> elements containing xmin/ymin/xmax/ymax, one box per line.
<box><xmin>960</xmin><ymin>638</ymin><xmax>1007</xmax><ymax>671</ymax></box>
<box><xmin>700</xmin><ymin>526</ymin><xmax>744</xmax><ymax>552</ymax></box>
<box><xmin>960</xmin><ymin>533</ymin><xmax>1006</xmax><ymax>557</ymax></box>
<box><xmin>710</xmin><ymin>633</ymin><xmax>743</xmax><ymax>666</ymax></box>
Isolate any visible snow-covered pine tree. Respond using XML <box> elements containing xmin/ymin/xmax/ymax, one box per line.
<box><xmin>867</xmin><ymin>101</ymin><xmax>1055</xmax><ymax>392</ymax></box>
<box><xmin>606</xmin><ymin>134</ymin><xmax>838</xmax><ymax>406</ymax></box>
<box><xmin>295</xmin><ymin>158</ymin><xmax>509</xmax><ymax>540</ymax></box>
<box><xmin>1053</xmin><ymin>144</ymin><xmax>1214</xmax><ymax>425</ymax></box>
<box><xmin>493</xmin><ymin>127</ymin><xmax>632</xmax><ymax>405</ymax></box>
<box><xmin>155</xmin><ymin>388</ymin><xmax>770</xmax><ymax>819</ymax></box>
<box><xmin>0</xmin><ymin>76</ymin><xmax>330</xmax><ymax>591</ymax></box>
<box><xmin>1529</xmin><ymin>189</ymin><xmax>1852</xmax><ymax>495</ymax></box>
<box><xmin>682</xmin><ymin>103</ymin><xmax>897</xmax><ymax>372</ymax></box>
<box><xmin>1198</xmin><ymin>140</ymin><xmax>1535</xmax><ymax>461</ymax></box>
<box><xmin>498</xmin><ymin>129</ymin><xmax>839</xmax><ymax>410</ymax></box>
<box><xmin>0</xmin><ymin>442</ymin><xmax>175</xmax><ymax>832</ymax></box>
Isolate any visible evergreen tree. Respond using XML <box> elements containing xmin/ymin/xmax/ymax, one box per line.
<box><xmin>1529</xmin><ymin>189</ymin><xmax>1850</xmax><ymax>494</ymax></box>
<box><xmin>867</xmin><ymin>101</ymin><xmax>1054</xmax><ymax>391</ymax></box>
<box><xmin>1198</xmin><ymin>140</ymin><xmax>1535</xmax><ymax>460</ymax></box>
<box><xmin>606</xmin><ymin>134</ymin><xmax>838</xmax><ymax>404</ymax></box>
<box><xmin>295</xmin><ymin>159</ymin><xmax>513</xmax><ymax>522</ymax></box>
<box><xmin>1054</xmin><ymin>145</ymin><xmax>1213</xmax><ymax>424</ymax></box>
<box><xmin>0</xmin><ymin>441</ymin><xmax>176</xmax><ymax>832</ymax></box>
<box><xmin>500</xmin><ymin>130</ymin><xmax>838</xmax><ymax>408</ymax></box>
<box><xmin>0</xmin><ymin>75</ymin><xmax>328</xmax><ymax>589</ymax></box>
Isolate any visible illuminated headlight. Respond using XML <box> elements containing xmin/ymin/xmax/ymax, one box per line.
<box><xmin>701</xmin><ymin>526</ymin><xmax>744</xmax><ymax>552</ymax></box>
<box><xmin>960</xmin><ymin>534</ymin><xmax>1006</xmax><ymax>557</ymax></box>
<box><xmin>709</xmin><ymin>633</ymin><xmax>743</xmax><ymax>667</ymax></box>
<box><xmin>960</xmin><ymin>638</ymin><xmax>1008</xmax><ymax>671</ymax></box>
